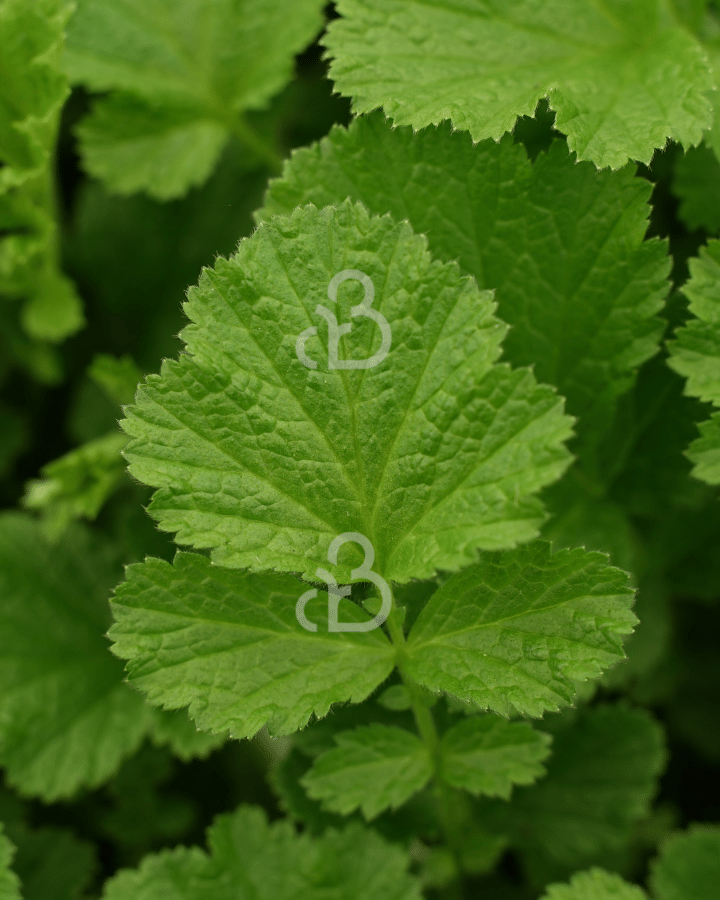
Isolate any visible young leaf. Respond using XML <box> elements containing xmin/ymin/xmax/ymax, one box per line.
<box><xmin>650</xmin><ymin>824</ymin><xmax>720</xmax><ymax>900</ymax></box>
<box><xmin>0</xmin><ymin>0</ymin><xmax>84</xmax><ymax>343</ymax></box>
<box><xmin>0</xmin><ymin>513</ymin><xmax>149</xmax><ymax>800</ymax></box>
<box><xmin>301</xmin><ymin>724</ymin><xmax>432</xmax><ymax>820</ymax></box>
<box><xmin>260</xmin><ymin>115</ymin><xmax>669</xmax><ymax>455</ymax></box>
<box><xmin>0</xmin><ymin>826</ymin><xmax>20</xmax><ymax>900</ymax></box>
<box><xmin>403</xmin><ymin>542</ymin><xmax>636</xmax><ymax>717</ymax></box>
<box><xmin>668</xmin><ymin>241</ymin><xmax>720</xmax><ymax>483</ymax></box>
<box><xmin>439</xmin><ymin>716</ymin><xmax>551</xmax><ymax>798</ymax></box>
<box><xmin>122</xmin><ymin>200</ymin><xmax>573</xmax><ymax>584</ymax></box>
<box><xmin>505</xmin><ymin>705</ymin><xmax>666</xmax><ymax>878</ymax></box>
<box><xmin>323</xmin><ymin>0</ymin><xmax>713</xmax><ymax>170</ymax></box>
<box><xmin>22</xmin><ymin>432</ymin><xmax>128</xmax><ymax>538</ymax></box>
<box><xmin>110</xmin><ymin>551</ymin><xmax>396</xmax><ymax>738</ymax></box>
<box><xmin>542</xmin><ymin>868</ymin><xmax>647</xmax><ymax>900</ymax></box>
<box><xmin>102</xmin><ymin>805</ymin><xmax>421</xmax><ymax>900</ymax></box>
<box><xmin>65</xmin><ymin>0</ymin><xmax>327</xmax><ymax>198</ymax></box>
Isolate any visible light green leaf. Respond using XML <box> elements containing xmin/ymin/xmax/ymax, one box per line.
<box><xmin>650</xmin><ymin>824</ymin><xmax>720</xmax><ymax>900</ymax></box>
<box><xmin>506</xmin><ymin>705</ymin><xmax>666</xmax><ymax>876</ymax></box>
<box><xmin>439</xmin><ymin>715</ymin><xmax>551</xmax><ymax>798</ymax></box>
<box><xmin>301</xmin><ymin>724</ymin><xmax>432</xmax><ymax>819</ymax></box>
<box><xmin>0</xmin><ymin>826</ymin><xmax>20</xmax><ymax>900</ymax></box>
<box><xmin>404</xmin><ymin>542</ymin><xmax>636</xmax><ymax>717</ymax></box>
<box><xmin>102</xmin><ymin>805</ymin><xmax>421</xmax><ymax>900</ymax></box>
<box><xmin>122</xmin><ymin>200</ymin><xmax>573</xmax><ymax>584</ymax></box>
<box><xmin>260</xmin><ymin>115</ymin><xmax>669</xmax><ymax>454</ymax></box>
<box><xmin>0</xmin><ymin>513</ymin><xmax>149</xmax><ymax>800</ymax></box>
<box><xmin>76</xmin><ymin>94</ymin><xmax>228</xmax><ymax>201</ymax></box>
<box><xmin>542</xmin><ymin>868</ymin><xmax>647</xmax><ymax>900</ymax></box>
<box><xmin>323</xmin><ymin>0</ymin><xmax>713</xmax><ymax>170</ymax></box>
<box><xmin>110</xmin><ymin>551</ymin><xmax>396</xmax><ymax>739</ymax></box>
<box><xmin>65</xmin><ymin>0</ymin><xmax>327</xmax><ymax>197</ymax></box>
<box><xmin>668</xmin><ymin>240</ymin><xmax>720</xmax><ymax>483</ymax></box>
<box><xmin>0</xmin><ymin>0</ymin><xmax>84</xmax><ymax>343</ymax></box>
<box><xmin>22</xmin><ymin>431</ymin><xmax>128</xmax><ymax>538</ymax></box>
<box><xmin>147</xmin><ymin>708</ymin><xmax>227</xmax><ymax>762</ymax></box>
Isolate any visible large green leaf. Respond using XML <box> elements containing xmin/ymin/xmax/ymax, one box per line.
<box><xmin>301</xmin><ymin>724</ymin><xmax>432</xmax><ymax>819</ymax></box>
<box><xmin>650</xmin><ymin>825</ymin><xmax>720</xmax><ymax>900</ymax></box>
<box><xmin>323</xmin><ymin>0</ymin><xmax>713</xmax><ymax>170</ymax></box>
<box><xmin>110</xmin><ymin>551</ymin><xmax>396</xmax><ymax>738</ymax></box>
<box><xmin>65</xmin><ymin>0</ymin><xmax>326</xmax><ymax>197</ymax></box>
<box><xmin>102</xmin><ymin>805</ymin><xmax>421</xmax><ymax>900</ymax></box>
<box><xmin>122</xmin><ymin>201</ymin><xmax>572</xmax><ymax>584</ymax></box>
<box><xmin>0</xmin><ymin>514</ymin><xmax>149</xmax><ymax>800</ymax></box>
<box><xmin>260</xmin><ymin>114</ymin><xmax>669</xmax><ymax>457</ymax></box>
<box><xmin>404</xmin><ymin>542</ymin><xmax>636</xmax><ymax>717</ymax></box>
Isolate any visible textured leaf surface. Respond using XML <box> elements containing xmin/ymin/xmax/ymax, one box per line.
<box><xmin>542</xmin><ymin>868</ymin><xmax>647</xmax><ymax>900</ymax></box>
<box><xmin>260</xmin><ymin>115</ymin><xmax>669</xmax><ymax>451</ymax></box>
<box><xmin>65</xmin><ymin>0</ymin><xmax>326</xmax><ymax>197</ymax></box>
<box><xmin>403</xmin><ymin>542</ymin><xmax>636</xmax><ymax>717</ymax></box>
<box><xmin>0</xmin><ymin>827</ymin><xmax>20</xmax><ymax>900</ymax></box>
<box><xmin>102</xmin><ymin>805</ymin><xmax>421</xmax><ymax>900</ymax></box>
<box><xmin>324</xmin><ymin>0</ymin><xmax>713</xmax><ymax>170</ymax></box>
<box><xmin>650</xmin><ymin>825</ymin><xmax>720</xmax><ymax>900</ymax></box>
<box><xmin>669</xmin><ymin>241</ymin><xmax>720</xmax><ymax>483</ymax></box>
<box><xmin>302</xmin><ymin>724</ymin><xmax>431</xmax><ymax>819</ymax></box>
<box><xmin>0</xmin><ymin>514</ymin><xmax>149</xmax><ymax>800</ymax></box>
<box><xmin>122</xmin><ymin>201</ymin><xmax>572</xmax><ymax>583</ymax></box>
<box><xmin>439</xmin><ymin>716</ymin><xmax>551</xmax><ymax>798</ymax></box>
<box><xmin>506</xmin><ymin>705</ymin><xmax>666</xmax><ymax>873</ymax></box>
<box><xmin>110</xmin><ymin>551</ymin><xmax>396</xmax><ymax>738</ymax></box>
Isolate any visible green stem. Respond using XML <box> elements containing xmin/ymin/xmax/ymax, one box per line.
<box><xmin>231</xmin><ymin>115</ymin><xmax>284</xmax><ymax>174</ymax></box>
<box><xmin>385</xmin><ymin>601</ymin><xmax>467</xmax><ymax>889</ymax></box>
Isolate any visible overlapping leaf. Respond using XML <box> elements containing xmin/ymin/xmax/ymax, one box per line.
<box><xmin>542</xmin><ymin>868</ymin><xmax>647</xmax><ymax>900</ymax></box>
<box><xmin>669</xmin><ymin>240</ymin><xmax>720</xmax><ymax>483</ymax></box>
<box><xmin>650</xmin><ymin>825</ymin><xmax>720</xmax><ymax>900</ymax></box>
<box><xmin>110</xmin><ymin>551</ymin><xmax>396</xmax><ymax>738</ymax></box>
<box><xmin>65</xmin><ymin>0</ymin><xmax>326</xmax><ymax>198</ymax></box>
<box><xmin>122</xmin><ymin>201</ymin><xmax>572</xmax><ymax>583</ymax></box>
<box><xmin>403</xmin><ymin>542</ymin><xmax>636</xmax><ymax>717</ymax></box>
<box><xmin>323</xmin><ymin>0</ymin><xmax>713</xmax><ymax>170</ymax></box>
<box><xmin>0</xmin><ymin>514</ymin><xmax>150</xmax><ymax>799</ymax></box>
<box><xmin>260</xmin><ymin>114</ymin><xmax>669</xmax><ymax>458</ymax></box>
<box><xmin>102</xmin><ymin>805</ymin><xmax>421</xmax><ymax>900</ymax></box>
<box><xmin>0</xmin><ymin>0</ymin><xmax>84</xmax><ymax>342</ymax></box>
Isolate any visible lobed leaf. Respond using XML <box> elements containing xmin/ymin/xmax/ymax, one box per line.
<box><xmin>323</xmin><ymin>0</ymin><xmax>713</xmax><ymax>170</ymax></box>
<box><xmin>122</xmin><ymin>200</ymin><xmax>573</xmax><ymax>584</ymax></box>
<box><xmin>301</xmin><ymin>724</ymin><xmax>432</xmax><ymax>819</ymax></box>
<box><xmin>403</xmin><ymin>542</ymin><xmax>637</xmax><ymax>717</ymax></box>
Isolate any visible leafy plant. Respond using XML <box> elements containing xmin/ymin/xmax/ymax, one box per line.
<box><xmin>1</xmin><ymin>1</ymin><xmax>719</xmax><ymax>898</ymax></box>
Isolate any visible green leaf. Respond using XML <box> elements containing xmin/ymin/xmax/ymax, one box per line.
<box><xmin>0</xmin><ymin>826</ymin><xmax>20</xmax><ymax>900</ymax></box>
<box><xmin>439</xmin><ymin>715</ymin><xmax>551</xmax><ymax>798</ymax></box>
<box><xmin>88</xmin><ymin>353</ymin><xmax>143</xmax><ymax>407</ymax></box>
<box><xmin>147</xmin><ymin>708</ymin><xmax>227</xmax><ymax>762</ymax></box>
<box><xmin>22</xmin><ymin>431</ymin><xmax>128</xmax><ymax>538</ymax></box>
<box><xmin>65</xmin><ymin>0</ymin><xmax>327</xmax><ymax>197</ymax></box>
<box><xmin>650</xmin><ymin>825</ymin><xmax>720</xmax><ymax>900</ymax></box>
<box><xmin>102</xmin><ymin>805</ymin><xmax>421</xmax><ymax>900</ymax></box>
<box><xmin>668</xmin><ymin>240</ymin><xmax>720</xmax><ymax>482</ymax></box>
<box><xmin>0</xmin><ymin>0</ymin><xmax>84</xmax><ymax>343</ymax></box>
<box><xmin>4</xmin><ymin>823</ymin><xmax>97</xmax><ymax>900</ymax></box>
<box><xmin>301</xmin><ymin>724</ymin><xmax>432</xmax><ymax>819</ymax></box>
<box><xmin>0</xmin><ymin>513</ymin><xmax>149</xmax><ymax>800</ymax></box>
<box><xmin>260</xmin><ymin>115</ymin><xmax>669</xmax><ymax>455</ymax></box>
<box><xmin>542</xmin><ymin>868</ymin><xmax>647</xmax><ymax>900</ymax></box>
<box><xmin>672</xmin><ymin>143</ymin><xmax>720</xmax><ymax>233</ymax></box>
<box><xmin>110</xmin><ymin>551</ymin><xmax>396</xmax><ymax>738</ymax></box>
<box><xmin>122</xmin><ymin>200</ymin><xmax>572</xmax><ymax>584</ymax></box>
<box><xmin>505</xmin><ymin>705</ymin><xmax>666</xmax><ymax>879</ymax></box>
<box><xmin>404</xmin><ymin>542</ymin><xmax>636</xmax><ymax>717</ymax></box>
<box><xmin>323</xmin><ymin>0</ymin><xmax>713</xmax><ymax>170</ymax></box>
